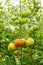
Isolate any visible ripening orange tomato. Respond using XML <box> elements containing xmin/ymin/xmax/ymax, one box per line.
<box><xmin>14</xmin><ymin>38</ymin><xmax>25</xmax><ymax>47</ymax></box>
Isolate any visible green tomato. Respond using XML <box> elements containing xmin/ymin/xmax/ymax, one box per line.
<box><xmin>10</xmin><ymin>19</ymin><xmax>19</xmax><ymax>25</ymax></box>
<box><xmin>28</xmin><ymin>25</ymin><xmax>39</xmax><ymax>35</ymax></box>
<box><xmin>22</xmin><ymin>18</ymin><xmax>27</xmax><ymax>24</ymax></box>
<box><xmin>11</xmin><ymin>15</ymin><xmax>17</xmax><ymax>21</ymax></box>
<box><xmin>22</xmin><ymin>9</ymin><xmax>31</xmax><ymax>17</ymax></box>
<box><xmin>36</xmin><ymin>4</ymin><xmax>40</xmax><ymax>10</ymax></box>
<box><xmin>34</xmin><ymin>0</ymin><xmax>40</xmax><ymax>5</ymax></box>
<box><xmin>14</xmin><ymin>19</ymin><xmax>20</xmax><ymax>25</ymax></box>
<box><xmin>18</xmin><ymin>17</ymin><xmax>27</xmax><ymax>25</ymax></box>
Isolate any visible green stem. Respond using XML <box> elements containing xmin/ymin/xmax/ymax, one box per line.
<box><xmin>20</xmin><ymin>0</ymin><xmax>23</xmax><ymax>65</ymax></box>
<box><xmin>21</xmin><ymin>47</ymin><xmax>23</xmax><ymax>65</ymax></box>
<box><xmin>20</xmin><ymin>0</ymin><xmax>21</xmax><ymax>15</ymax></box>
<box><xmin>19</xmin><ymin>19</ymin><xmax>23</xmax><ymax>65</ymax></box>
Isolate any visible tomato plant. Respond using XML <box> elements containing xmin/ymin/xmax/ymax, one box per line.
<box><xmin>0</xmin><ymin>0</ymin><xmax>43</xmax><ymax>65</ymax></box>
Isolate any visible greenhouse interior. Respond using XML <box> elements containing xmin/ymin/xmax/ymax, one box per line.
<box><xmin>0</xmin><ymin>0</ymin><xmax>43</xmax><ymax>65</ymax></box>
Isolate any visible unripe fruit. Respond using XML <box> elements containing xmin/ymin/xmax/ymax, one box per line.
<box><xmin>11</xmin><ymin>15</ymin><xmax>17</xmax><ymax>21</ymax></box>
<box><xmin>18</xmin><ymin>17</ymin><xmax>27</xmax><ymax>25</ymax></box>
<box><xmin>8</xmin><ymin>43</ymin><xmax>15</xmax><ymax>51</ymax></box>
<box><xmin>14</xmin><ymin>38</ymin><xmax>25</xmax><ymax>47</ymax></box>
<box><xmin>22</xmin><ymin>9</ymin><xmax>31</xmax><ymax>17</ymax></box>
<box><xmin>35</xmin><ymin>0</ymin><xmax>40</xmax><ymax>5</ymax></box>
<box><xmin>14</xmin><ymin>19</ymin><xmax>20</xmax><ymax>24</ymax></box>
<box><xmin>28</xmin><ymin>25</ymin><xmax>39</xmax><ymax>35</ymax></box>
<box><xmin>25</xmin><ymin>38</ymin><xmax>34</xmax><ymax>46</ymax></box>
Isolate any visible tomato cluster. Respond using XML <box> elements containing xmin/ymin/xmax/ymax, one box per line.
<box><xmin>11</xmin><ymin>9</ymin><xmax>31</xmax><ymax>25</ymax></box>
<box><xmin>8</xmin><ymin>38</ymin><xmax>34</xmax><ymax>51</ymax></box>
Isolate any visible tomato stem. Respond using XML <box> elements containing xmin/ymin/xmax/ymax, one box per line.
<box><xmin>20</xmin><ymin>47</ymin><xmax>23</xmax><ymax>65</ymax></box>
<box><xmin>20</xmin><ymin>0</ymin><xmax>23</xmax><ymax>65</ymax></box>
<box><xmin>20</xmin><ymin>0</ymin><xmax>21</xmax><ymax>15</ymax></box>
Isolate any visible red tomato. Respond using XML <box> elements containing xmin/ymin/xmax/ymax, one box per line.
<box><xmin>14</xmin><ymin>38</ymin><xmax>25</xmax><ymax>47</ymax></box>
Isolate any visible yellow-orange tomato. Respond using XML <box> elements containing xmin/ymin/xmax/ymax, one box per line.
<box><xmin>25</xmin><ymin>38</ymin><xmax>34</xmax><ymax>46</ymax></box>
<box><xmin>8</xmin><ymin>43</ymin><xmax>15</xmax><ymax>51</ymax></box>
<box><xmin>14</xmin><ymin>38</ymin><xmax>25</xmax><ymax>47</ymax></box>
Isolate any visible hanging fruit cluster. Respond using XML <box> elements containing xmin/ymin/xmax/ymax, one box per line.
<box><xmin>8</xmin><ymin>38</ymin><xmax>34</xmax><ymax>51</ymax></box>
